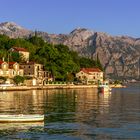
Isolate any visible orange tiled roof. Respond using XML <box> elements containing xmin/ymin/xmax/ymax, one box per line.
<box><xmin>0</xmin><ymin>61</ymin><xmax>4</xmax><ymax>64</ymax></box>
<box><xmin>8</xmin><ymin>62</ymin><xmax>16</xmax><ymax>65</ymax></box>
<box><xmin>0</xmin><ymin>61</ymin><xmax>17</xmax><ymax>69</ymax></box>
<box><xmin>80</xmin><ymin>68</ymin><xmax>102</xmax><ymax>74</ymax></box>
<box><xmin>8</xmin><ymin>62</ymin><xmax>16</xmax><ymax>68</ymax></box>
<box><xmin>12</xmin><ymin>47</ymin><xmax>28</xmax><ymax>52</ymax></box>
<box><xmin>0</xmin><ymin>61</ymin><xmax>16</xmax><ymax>65</ymax></box>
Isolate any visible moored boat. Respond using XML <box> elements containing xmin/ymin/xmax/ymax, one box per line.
<box><xmin>98</xmin><ymin>81</ymin><xmax>111</xmax><ymax>93</ymax></box>
<box><xmin>0</xmin><ymin>114</ymin><xmax>44</xmax><ymax>123</ymax></box>
<box><xmin>0</xmin><ymin>83</ymin><xmax>15</xmax><ymax>87</ymax></box>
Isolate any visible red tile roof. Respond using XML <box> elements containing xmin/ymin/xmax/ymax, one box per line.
<box><xmin>80</xmin><ymin>68</ymin><xmax>102</xmax><ymax>74</ymax></box>
<box><xmin>8</xmin><ymin>62</ymin><xmax>16</xmax><ymax>65</ymax></box>
<box><xmin>12</xmin><ymin>47</ymin><xmax>28</xmax><ymax>52</ymax></box>
<box><xmin>0</xmin><ymin>61</ymin><xmax>4</xmax><ymax>64</ymax></box>
<box><xmin>0</xmin><ymin>61</ymin><xmax>17</xmax><ymax>65</ymax></box>
<box><xmin>0</xmin><ymin>61</ymin><xmax>17</xmax><ymax>69</ymax></box>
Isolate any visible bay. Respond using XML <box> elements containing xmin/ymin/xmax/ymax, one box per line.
<box><xmin>0</xmin><ymin>84</ymin><xmax>139</xmax><ymax>140</ymax></box>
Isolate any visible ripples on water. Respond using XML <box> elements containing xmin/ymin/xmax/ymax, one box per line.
<box><xmin>0</xmin><ymin>84</ymin><xmax>140</xmax><ymax>140</ymax></box>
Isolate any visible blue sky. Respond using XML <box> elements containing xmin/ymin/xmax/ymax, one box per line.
<box><xmin>0</xmin><ymin>0</ymin><xmax>140</xmax><ymax>37</ymax></box>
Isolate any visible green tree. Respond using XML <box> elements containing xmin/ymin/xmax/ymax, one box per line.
<box><xmin>0</xmin><ymin>50</ymin><xmax>8</xmax><ymax>60</ymax></box>
<box><xmin>0</xmin><ymin>76</ymin><xmax>7</xmax><ymax>83</ymax></box>
<box><xmin>13</xmin><ymin>76</ymin><xmax>25</xmax><ymax>85</ymax></box>
<box><xmin>10</xmin><ymin>52</ymin><xmax>23</xmax><ymax>62</ymax></box>
<box><xmin>79</xmin><ymin>57</ymin><xmax>96</xmax><ymax>68</ymax></box>
<box><xmin>66</xmin><ymin>73</ymin><xmax>75</xmax><ymax>82</ymax></box>
<box><xmin>28</xmin><ymin>35</ymin><xmax>45</xmax><ymax>47</ymax></box>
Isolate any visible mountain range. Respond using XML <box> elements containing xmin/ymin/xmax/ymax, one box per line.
<box><xmin>0</xmin><ymin>22</ymin><xmax>140</xmax><ymax>80</ymax></box>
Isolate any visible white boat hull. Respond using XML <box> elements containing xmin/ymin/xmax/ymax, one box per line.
<box><xmin>98</xmin><ymin>86</ymin><xmax>111</xmax><ymax>93</ymax></box>
<box><xmin>0</xmin><ymin>114</ymin><xmax>44</xmax><ymax>123</ymax></box>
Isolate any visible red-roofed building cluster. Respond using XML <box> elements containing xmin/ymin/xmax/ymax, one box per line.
<box><xmin>0</xmin><ymin>47</ymin><xmax>52</xmax><ymax>85</ymax></box>
<box><xmin>0</xmin><ymin>61</ymin><xmax>24</xmax><ymax>78</ymax></box>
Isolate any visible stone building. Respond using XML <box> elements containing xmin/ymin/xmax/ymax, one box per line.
<box><xmin>20</xmin><ymin>62</ymin><xmax>49</xmax><ymax>85</ymax></box>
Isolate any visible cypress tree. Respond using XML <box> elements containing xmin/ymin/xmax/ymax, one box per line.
<box><xmin>96</xmin><ymin>54</ymin><xmax>103</xmax><ymax>71</ymax></box>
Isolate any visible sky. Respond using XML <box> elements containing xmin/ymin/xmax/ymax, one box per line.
<box><xmin>0</xmin><ymin>0</ymin><xmax>140</xmax><ymax>37</ymax></box>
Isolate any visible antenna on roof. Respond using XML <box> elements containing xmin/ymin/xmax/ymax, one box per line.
<box><xmin>138</xmin><ymin>57</ymin><xmax>140</xmax><ymax>79</ymax></box>
<box><xmin>35</xmin><ymin>30</ymin><xmax>38</xmax><ymax>37</ymax></box>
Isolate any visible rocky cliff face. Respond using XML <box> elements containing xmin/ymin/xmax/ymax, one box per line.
<box><xmin>63</xmin><ymin>29</ymin><xmax>140</xmax><ymax>79</ymax></box>
<box><xmin>0</xmin><ymin>22</ymin><xmax>140</xmax><ymax>79</ymax></box>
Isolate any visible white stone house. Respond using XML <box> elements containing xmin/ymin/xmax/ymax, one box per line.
<box><xmin>76</xmin><ymin>68</ymin><xmax>103</xmax><ymax>84</ymax></box>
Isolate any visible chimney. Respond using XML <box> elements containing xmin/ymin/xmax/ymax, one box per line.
<box><xmin>2</xmin><ymin>57</ymin><xmax>5</xmax><ymax>61</ymax></box>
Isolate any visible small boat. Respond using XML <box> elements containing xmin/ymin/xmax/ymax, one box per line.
<box><xmin>0</xmin><ymin>83</ymin><xmax>15</xmax><ymax>87</ymax></box>
<box><xmin>98</xmin><ymin>81</ymin><xmax>111</xmax><ymax>93</ymax></box>
<box><xmin>0</xmin><ymin>114</ymin><xmax>44</xmax><ymax>123</ymax></box>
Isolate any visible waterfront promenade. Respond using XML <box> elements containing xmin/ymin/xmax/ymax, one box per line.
<box><xmin>0</xmin><ymin>83</ymin><xmax>127</xmax><ymax>91</ymax></box>
<box><xmin>0</xmin><ymin>84</ymin><xmax>98</xmax><ymax>91</ymax></box>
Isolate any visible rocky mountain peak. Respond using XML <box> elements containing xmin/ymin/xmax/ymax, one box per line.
<box><xmin>70</xmin><ymin>28</ymin><xmax>94</xmax><ymax>38</ymax></box>
<box><xmin>0</xmin><ymin>22</ymin><xmax>24</xmax><ymax>32</ymax></box>
<box><xmin>0</xmin><ymin>21</ymin><xmax>31</xmax><ymax>38</ymax></box>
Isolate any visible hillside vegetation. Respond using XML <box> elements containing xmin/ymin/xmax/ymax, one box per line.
<box><xmin>0</xmin><ymin>34</ymin><xmax>102</xmax><ymax>81</ymax></box>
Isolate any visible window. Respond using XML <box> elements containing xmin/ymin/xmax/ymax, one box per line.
<box><xmin>44</xmin><ymin>72</ymin><xmax>46</xmax><ymax>77</ymax></box>
<box><xmin>28</xmin><ymin>66</ymin><xmax>30</xmax><ymax>68</ymax></box>
<box><xmin>83</xmin><ymin>76</ymin><xmax>86</xmax><ymax>79</ymax></box>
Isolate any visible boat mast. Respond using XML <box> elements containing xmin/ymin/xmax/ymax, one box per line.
<box><xmin>138</xmin><ymin>57</ymin><xmax>140</xmax><ymax>79</ymax></box>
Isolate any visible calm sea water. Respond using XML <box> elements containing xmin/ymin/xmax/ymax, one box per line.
<box><xmin>0</xmin><ymin>84</ymin><xmax>139</xmax><ymax>140</ymax></box>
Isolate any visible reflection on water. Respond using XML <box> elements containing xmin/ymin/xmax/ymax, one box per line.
<box><xmin>0</xmin><ymin>86</ymin><xmax>140</xmax><ymax>139</ymax></box>
<box><xmin>0</xmin><ymin>90</ymin><xmax>47</xmax><ymax>114</ymax></box>
<box><xmin>0</xmin><ymin>122</ymin><xmax>44</xmax><ymax>130</ymax></box>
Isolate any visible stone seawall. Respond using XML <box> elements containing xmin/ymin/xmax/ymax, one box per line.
<box><xmin>0</xmin><ymin>85</ymin><xmax>98</xmax><ymax>91</ymax></box>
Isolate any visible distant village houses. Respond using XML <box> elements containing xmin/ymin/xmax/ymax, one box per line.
<box><xmin>76</xmin><ymin>68</ymin><xmax>103</xmax><ymax>84</ymax></box>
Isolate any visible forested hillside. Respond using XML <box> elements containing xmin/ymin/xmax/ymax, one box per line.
<box><xmin>0</xmin><ymin>35</ymin><xmax>102</xmax><ymax>81</ymax></box>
